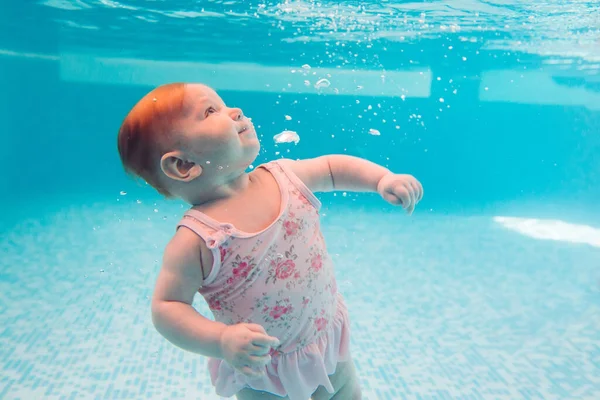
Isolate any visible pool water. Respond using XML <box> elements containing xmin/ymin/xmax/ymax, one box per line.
<box><xmin>1</xmin><ymin>1</ymin><xmax>600</xmax><ymax>399</ymax></box>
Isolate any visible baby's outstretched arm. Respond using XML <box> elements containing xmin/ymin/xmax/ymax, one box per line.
<box><xmin>280</xmin><ymin>155</ymin><xmax>423</xmax><ymax>213</ymax></box>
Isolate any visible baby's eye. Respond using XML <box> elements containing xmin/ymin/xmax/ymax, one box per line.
<box><xmin>205</xmin><ymin>106</ymin><xmax>217</xmax><ymax>117</ymax></box>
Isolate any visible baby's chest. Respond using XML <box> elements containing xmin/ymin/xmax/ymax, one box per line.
<box><xmin>220</xmin><ymin>177</ymin><xmax>283</xmax><ymax>233</ymax></box>
<box><xmin>232</xmin><ymin>197</ymin><xmax>281</xmax><ymax>232</ymax></box>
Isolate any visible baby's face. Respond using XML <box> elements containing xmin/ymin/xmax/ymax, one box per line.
<box><xmin>176</xmin><ymin>84</ymin><xmax>260</xmax><ymax>172</ymax></box>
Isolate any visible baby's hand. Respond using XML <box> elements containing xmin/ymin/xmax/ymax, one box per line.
<box><xmin>377</xmin><ymin>173</ymin><xmax>423</xmax><ymax>214</ymax></box>
<box><xmin>219</xmin><ymin>323</ymin><xmax>280</xmax><ymax>378</ymax></box>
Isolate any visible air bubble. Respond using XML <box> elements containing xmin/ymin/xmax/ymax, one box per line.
<box><xmin>273</xmin><ymin>130</ymin><xmax>300</xmax><ymax>144</ymax></box>
<box><xmin>315</xmin><ymin>78</ymin><xmax>330</xmax><ymax>89</ymax></box>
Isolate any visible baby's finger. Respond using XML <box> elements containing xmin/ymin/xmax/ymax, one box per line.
<box><xmin>416</xmin><ymin>180</ymin><xmax>424</xmax><ymax>201</ymax></box>
<box><xmin>405</xmin><ymin>183</ymin><xmax>417</xmax><ymax>209</ymax></box>
<box><xmin>404</xmin><ymin>188</ymin><xmax>415</xmax><ymax>214</ymax></box>
<box><xmin>399</xmin><ymin>185</ymin><xmax>412</xmax><ymax>211</ymax></box>
<box><xmin>393</xmin><ymin>186</ymin><xmax>409</xmax><ymax>209</ymax></box>
<box><xmin>383</xmin><ymin>191</ymin><xmax>402</xmax><ymax>206</ymax></box>
<box><xmin>252</xmin><ymin>333</ymin><xmax>280</xmax><ymax>349</ymax></box>
<box><xmin>247</xmin><ymin>354</ymin><xmax>272</xmax><ymax>368</ymax></box>
<box><xmin>248</xmin><ymin>343</ymin><xmax>271</xmax><ymax>356</ymax></box>
<box><xmin>410</xmin><ymin>181</ymin><xmax>422</xmax><ymax>203</ymax></box>
<box><xmin>240</xmin><ymin>365</ymin><xmax>265</xmax><ymax>378</ymax></box>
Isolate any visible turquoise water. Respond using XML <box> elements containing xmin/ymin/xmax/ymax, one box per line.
<box><xmin>1</xmin><ymin>1</ymin><xmax>600</xmax><ymax>399</ymax></box>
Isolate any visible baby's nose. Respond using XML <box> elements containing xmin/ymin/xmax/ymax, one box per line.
<box><xmin>230</xmin><ymin>108</ymin><xmax>243</xmax><ymax>121</ymax></box>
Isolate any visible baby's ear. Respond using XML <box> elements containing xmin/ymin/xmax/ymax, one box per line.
<box><xmin>160</xmin><ymin>151</ymin><xmax>203</xmax><ymax>182</ymax></box>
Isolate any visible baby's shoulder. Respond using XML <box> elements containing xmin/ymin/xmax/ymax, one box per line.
<box><xmin>267</xmin><ymin>158</ymin><xmax>302</xmax><ymax>177</ymax></box>
<box><xmin>270</xmin><ymin>157</ymin><xmax>295</xmax><ymax>169</ymax></box>
<box><xmin>165</xmin><ymin>225</ymin><xmax>214</xmax><ymax>271</ymax></box>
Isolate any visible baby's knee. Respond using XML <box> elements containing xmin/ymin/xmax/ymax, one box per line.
<box><xmin>332</xmin><ymin>375</ymin><xmax>362</xmax><ymax>400</ymax></box>
<box><xmin>322</xmin><ymin>360</ymin><xmax>361</xmax><ymax>400</ymax></box>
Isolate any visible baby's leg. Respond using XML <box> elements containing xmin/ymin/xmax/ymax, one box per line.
<box><xmin>236</xmin><ymin>387</ymin><xmax>290</xmax><ymax>400</ymax></box>
<box><xmin>311</xmin><ymin>359</ymin><xmax>362</xmax><ymax>400</ymax></box>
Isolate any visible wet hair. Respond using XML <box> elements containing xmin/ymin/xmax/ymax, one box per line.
<box><xmin>117</xmin><ymin>83</ymin><xmax>187</xmax><ymax>198</ymax></box>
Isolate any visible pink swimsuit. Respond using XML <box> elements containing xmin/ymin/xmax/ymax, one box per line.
<box><xmin>177</xmin><ymin>161</ymin><xmax>351</xmax><ymax>400</ymax></box>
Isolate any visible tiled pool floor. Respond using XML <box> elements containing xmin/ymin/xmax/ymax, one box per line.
<box><xmin>1</xmin><ymin>199</ymin><xmax>599</xmax><ymax>399</ymax></box>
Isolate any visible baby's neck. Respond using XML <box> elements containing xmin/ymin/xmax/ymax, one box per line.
<box><xmin>183</xmin><ymin>171</ymin><xmax>252</xmax><ymax>207</ymax></box>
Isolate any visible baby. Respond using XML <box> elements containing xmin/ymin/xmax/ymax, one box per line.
<box><xmin>117</xmin><ymin>83</ymin><xmax>423</xmax><ymax>400</ymax></box>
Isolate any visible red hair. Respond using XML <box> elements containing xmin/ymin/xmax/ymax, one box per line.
<box><xmin>117</xmin><ymin>83</ymin><xmax>187</xmax><ymax>197</ymax></box>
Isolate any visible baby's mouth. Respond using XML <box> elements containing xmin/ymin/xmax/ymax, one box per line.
<box><xmin>238</xmin><ymin>118</ymin><xmax>252</xmax><ymax>135</ymax></box>
<box><xmin>238</xmin><ymin>118</ymin><xmax>253</xmax><ymax>134</ymax></box>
